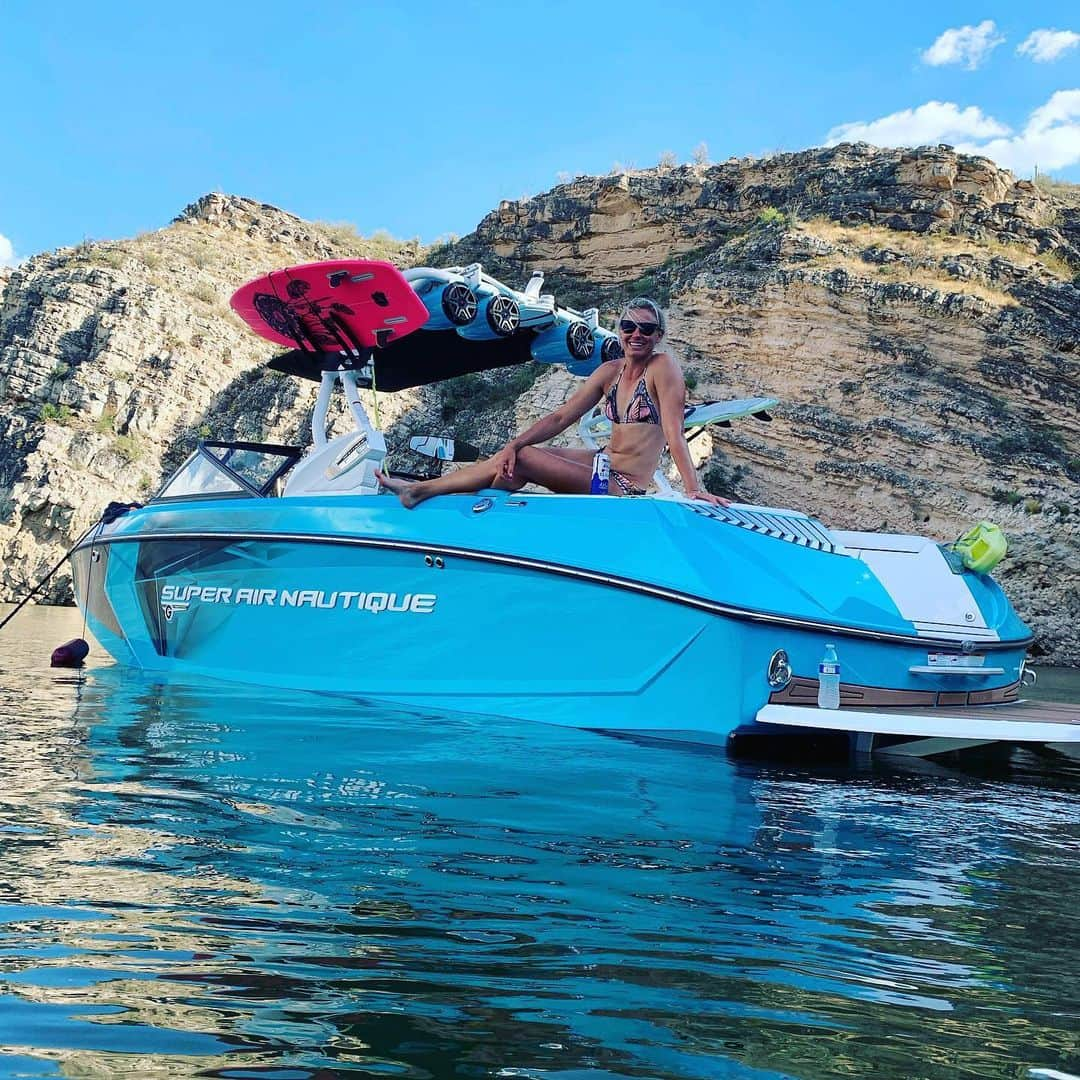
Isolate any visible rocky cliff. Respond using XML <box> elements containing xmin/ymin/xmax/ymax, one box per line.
<box><xmin>0</xmin><ymin>196</ymin><xmax>422</xmax><ymax>607</ymax></box>
<box><xmin>1</xmin><ymin>145</ymin><xmax>1077</xmax><ymax>662</ymax></box>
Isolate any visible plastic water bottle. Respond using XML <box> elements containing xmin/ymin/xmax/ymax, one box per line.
<box><xmin>590</xmin><ymin>452</ymin><xmax>610</xmax><ymax>495</ymax></box>
<box><xmin>818</xmin><ymin>643</ymin><xmax>840</xmax><ymax>709</ymax></box>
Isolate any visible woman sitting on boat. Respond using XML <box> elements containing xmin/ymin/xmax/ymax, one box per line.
<box><xmin>377</xmin><ymin>298</ymin><xmax>726</xmax><ymax>508</ymax></box>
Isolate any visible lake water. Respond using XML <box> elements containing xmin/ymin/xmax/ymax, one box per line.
<box><xmin>0</xmin><ymin>604</ymin><xmax>1078</xmax><ymax>1079</ymax></box>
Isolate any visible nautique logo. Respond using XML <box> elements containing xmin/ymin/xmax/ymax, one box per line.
<box><xmin>159</xmin><ymin>584</ymin><xmax>437</xmax><ymax>620</ymax></box>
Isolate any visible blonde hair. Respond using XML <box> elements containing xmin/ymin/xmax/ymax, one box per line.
<box><xmin>618</xmin><ymin>296</ymin><xmax>666</xmax><ymax>335</ymax></box>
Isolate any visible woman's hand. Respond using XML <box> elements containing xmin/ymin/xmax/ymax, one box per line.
<box><xmin>686</xmin><ymin>489</ymin><xmax>730</xmax><ymax>507</ymax></box>
<box><xmin>491</xmin><ymin>442</ymin><xmax>518</xmax><ymax>480</ymax></box>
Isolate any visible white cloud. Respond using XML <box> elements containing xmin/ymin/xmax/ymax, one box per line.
<box><xmin>961</xmin><ymin>89</ymin><xmax>1080</xmax><ymax>172</ymax></box>
<box><xmin>825</xmin><ymin>90</ymin><xmax>1080</xmax><ymax>175</ymax></box>
<box><xmin>826</xmin><ymin>101</ymin><xmax>1010</xmax><ymax>147</ymax></box>
<box><xmin>1017</xmin><ymin>28</ymin><xmax>1080</xmax><ymax>63</ymax></box>
<box><xmin>921</xmin><ymin>20</ymin><xmax>1005</xmax><ymax>69</ymax></box>
<box><xmin>0</xmin><ymin>233</ymin><xmax>16</xmax><ymax>268</ymax></box>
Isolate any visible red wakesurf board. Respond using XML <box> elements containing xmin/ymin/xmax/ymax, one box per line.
<box><xmin>230</xmin><ymin>260</ymin><xmax>429</xmax><ymax>353</ymax></box>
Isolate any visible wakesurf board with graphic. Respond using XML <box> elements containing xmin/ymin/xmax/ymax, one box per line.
<box><xmin>231</xmin><ymin>260</ymin><xmax>429</xmax><ymax>353</ymax></box>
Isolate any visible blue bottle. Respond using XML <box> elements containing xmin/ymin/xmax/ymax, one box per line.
<box><xmin>590</xmin><ymin>452</ymin><xmax>610</xmax><ymax>495</ymax></box>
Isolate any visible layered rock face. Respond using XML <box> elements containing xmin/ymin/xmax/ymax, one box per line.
<box><xmin>0</xmin><ymin>195</ymin><xmax>421</xmax><ymax>603</ymax></box>
<box><xmin>1</xmin><ymin>146</ymin><xmax>1077</xmax><ymax>662</ymax></box>
<box><xmin>464</xmin><ymin>143</ymin><xmax>1078</xmax><ymax>275</ymax></box>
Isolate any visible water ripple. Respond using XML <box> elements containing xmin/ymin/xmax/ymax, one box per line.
<box><xmin>0</xmin><ymin>605</ymin><xmax>1076</xmax><ymax>1079</ymax></box>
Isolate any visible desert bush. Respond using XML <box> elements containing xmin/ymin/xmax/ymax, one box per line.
<box><xmin>1033</xmin><ymin>174</ymin><xmax>1080</xmax><ymax>200</ymax></box>
<box><xmin>440</xmin><ymin>365</ymin><xmax>542</xmax><ymax>423</ymax></box>
<box><xmin>318</xmin><ymin>221</ymin><xmax>363</xmax><ymax>248</ymax></box>
<box><xmin>702</xmin><ymin>455</ymin><xmax>749</xmax><ymax>499</ymax></box>
<box><xmin>113</xmin><ymin>434</ymin><xmax>143</xmax><ymax>462</ymax></box>
<box><xmin>1034</xmin><ymin>249</ymin><xmax>1076</xmax><ymax>279</ymax></box>
<box><xmin>756</xmin><ymin>207</ymin><xmax>787</xmax><ymax>228</ymax></box>
<box><xmin>40</xmin><ymin>403</ymin><xmax>73</xmax><ymax>424</ymax></box>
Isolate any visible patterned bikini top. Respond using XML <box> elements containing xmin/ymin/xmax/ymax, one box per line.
<box><xmin>602</xmin><ymin>364</ymin><xmax>661</xmax><ymax>425</ymax></box>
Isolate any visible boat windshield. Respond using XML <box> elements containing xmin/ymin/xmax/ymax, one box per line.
<box><xmin>153</xmin><ymin>441</ymin><xmax>302</xmax><ymax>501</ymax></box>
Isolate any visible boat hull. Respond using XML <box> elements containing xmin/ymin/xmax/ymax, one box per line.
<box><xmin>74</xmin><ymin>530</ymin><xmax>753</xmax><ymax>737</ymax></box>
<box><xmin>69</xmin><ymin>492</ymin><xmax>1039</xmax><ymax>749</ymax></box>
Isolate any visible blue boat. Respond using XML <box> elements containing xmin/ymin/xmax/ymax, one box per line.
<box><xmin>70</xmin><ymin>260</ymin><xmax>1080</xmax><ymax>760</ymax></box>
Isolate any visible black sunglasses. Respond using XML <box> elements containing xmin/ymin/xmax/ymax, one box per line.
<box><xmin>619</xmin><ymin>318</ymin><xmax>659</xmax><ymax>335</ymax></box>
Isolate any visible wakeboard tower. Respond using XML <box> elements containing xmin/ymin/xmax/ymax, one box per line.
<box><xmin>228</xmin><ymin>259</ymin><xmax>628</xmax><ymax>496</ymax></box>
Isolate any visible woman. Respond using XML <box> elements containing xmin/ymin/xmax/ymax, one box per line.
<box><xmin>376</xmin><ymin>298</ymin><xmax>726</xmax><ymax>508</ymax></box>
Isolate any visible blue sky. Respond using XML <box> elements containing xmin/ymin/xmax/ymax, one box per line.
<box><xmin>2</xmin><ymin>1</ymin><xmax>1079</xmax><ymax>265</ymax></box>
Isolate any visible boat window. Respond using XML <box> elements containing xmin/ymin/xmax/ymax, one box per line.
<box><xmin>202</xmin><ymin>442</ymin><xmax>300</xmax><ymax>494</ymax></box>
<box><xmin>152</xmin><ymin>442</ymin><xmax>302</xmax><ymax>502</ymax></box>
<box><xmin>154</xmin><ymin>452</ymin><xmax>253</xmax><ymax>500</ymax></box>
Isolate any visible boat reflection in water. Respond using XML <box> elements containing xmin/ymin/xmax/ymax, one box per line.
<box><xmin>1</xmin><ymin>625</ymin><xmax>1077</xmax><ymax>1078</ymax></box>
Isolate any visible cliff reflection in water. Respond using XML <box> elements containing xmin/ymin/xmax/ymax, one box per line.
<box><xmin>0</xmin><ymin>606</ymin><xmax>1077</xmax><ymax>1079</ymax></box>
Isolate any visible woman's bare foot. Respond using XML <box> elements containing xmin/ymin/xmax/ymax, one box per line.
<box><xmin>374</xmin><ymin>469</ymin><xmax>424</xmax><ymax>509</ymax></box>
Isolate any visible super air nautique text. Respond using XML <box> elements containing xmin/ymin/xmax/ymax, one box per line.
<box><xmin>160</xmin><ymin>584</ymin><xmax>437</xmax><ymax>616</ymax></box>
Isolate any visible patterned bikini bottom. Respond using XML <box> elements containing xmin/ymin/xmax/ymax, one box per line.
<box><xmin>609</xmin><ymin>468</ymin><xmax>648</xmax><ymax>497</ymax></box>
